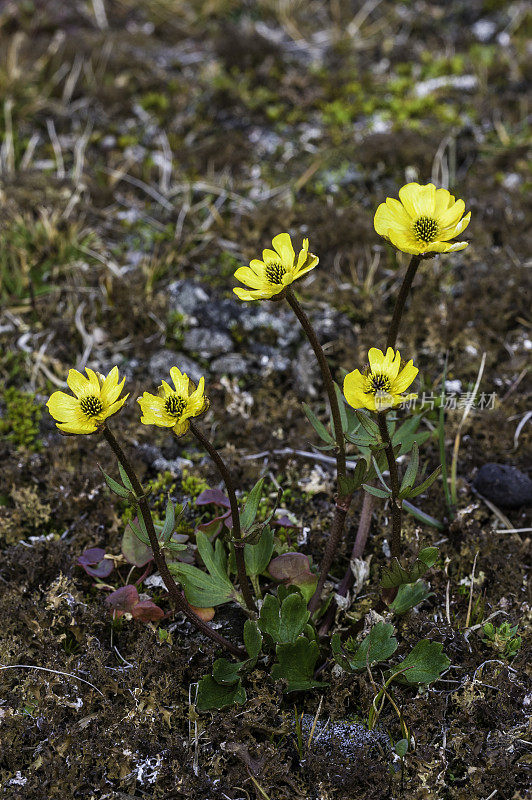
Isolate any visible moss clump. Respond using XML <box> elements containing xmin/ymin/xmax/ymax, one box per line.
<box><xmin>181</xmin><ymin>468</ymin><xmax>209</xmax><ymax>500</ymax></box>
<box><xmin>0</xmin><ymin>387</ymin><xmax>42</xmax><ymax>450</ymax></box>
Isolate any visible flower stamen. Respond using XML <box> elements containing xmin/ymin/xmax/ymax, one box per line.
<box><xmin>413</xmin><ymin>216</ymin><xmax>438</xmax><ymax>243</ymax></box>
<box><xmin>165</xmin><ymin>394</ymin><xmax>187</xmax><ymax>417</ymax></box>
<box><xmin>264</xmin><ymin>262</ymin><xmax>287</xmax><ymax>285</ymax></box>
<box><xmin>365</xmin><ymin>372</ymin><xmax>392</xmax><ymax>395</ymax></box>
<box><xmin>80</xmin><ymin>395</ymin><xmax>104</xmax><ymax>417</ymax></box>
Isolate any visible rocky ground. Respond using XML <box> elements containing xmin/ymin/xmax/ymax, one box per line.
<box><xmin>0</xmin><ymin>1</ymin><xmax>530</xmax><ymax>798</ymax></box>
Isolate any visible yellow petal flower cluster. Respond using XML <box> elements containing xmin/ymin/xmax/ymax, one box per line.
<box><xmin>137</xmin><ymin>366</ymin><xmax>208</xmax><ymax>436</ymax></box>
<box><xmin>374</xmin><ymin>182</ymin><xmax>471</xmax><ymax>255</ymax></box>
<box><xmin>47</xmin><ymin>366</ymin><xmax>128</xmax><ymax>434</ymax></box>
<box><xmin>233</xmin><ymin>232</ymin><xmax>319</xmax><ymax>301</ymax></box>
<box><xmin>343</xmin><ymin>347</ymin><xmax>418</xmax><ymax>412</ymax></box>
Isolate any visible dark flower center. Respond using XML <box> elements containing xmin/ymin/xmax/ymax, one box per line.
<box><xmin>80</xmin><ymin>395</ymin><xmax>104</xmax><ymax>417</ymax></box>
<box><xmin>264</xmin><ymin>262</ymin><xmax>287</xmax><ymax>285</ymax></box>
<box><xmin>165</xmin><ymin>394</ymin><xmax>187</xmax><ymax>417</ymax></box>
<box><xmin>368</xmin><ymin>373</ymin><xmax>392</xmax><ymax>394</ymax></box>
<box><xmin>413</xmin><ymin>216</ymin><xmax>438</xmax><ymax>243</ymax></box>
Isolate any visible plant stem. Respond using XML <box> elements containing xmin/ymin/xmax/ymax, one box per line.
<box><xmin>284</xmin><ymin>287</ymin><xmax>353</xmax><ymax>614</ymax></box>
<box><xmin>376</xmin><ymin>413</ymin><xmax>402</xmax><ymax>560</ymax></box>
<box><xmin>189</xmin><ymin>422</ymin><xmax>257</xmax><ymax>613</ymax></box>
<box><xmin>386</xmin><ymin>255</ymin><xmax>421</xmax><ymax>350</ymax></box>
<box><xmin>285</xmin><ymin>287</ymin><xmax>346</xmax><ymax>481</ymax></box>
<box><xmin>102</xmin><ymin>424</ymin><xmax>244</xmax><ymax>657</ymax></box>
<box><xmin>318</xmin><ymin>492</ymin><xmax>375</xmax><ymax>636</ymax></box>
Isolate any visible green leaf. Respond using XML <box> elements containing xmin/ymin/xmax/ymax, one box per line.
<box><xmin>389</xmin><ymin>580</ymin><xmax>433</xmax><ymax>615</ymax></box>
<box><xmin>338</xmin><ymin>459</ymin><xmax>368</xmax><ymax>496</ymax></box>
<box><xmin>244</xmin><ymin>525</ymin><xmax>274</xmax><ymax>577</ymax></box>
<box><xmin>243</xmin><ymin>620</ymin><xmax>263</xmax><ymax>659</ymax></box>
<box><xmin>303</xmin><ymin>403</ymin><xmax>336</xmax><ymax>445</ymax></box>
<box><xmin>122</xmin><ymin>521</ymin><xmax>153</xmax><ymax>567</ymax></box>
<box><xmin>159</xmin><ymin>498</ymin><xmax>175</xmax><ymax>543</ymax></box>
<box><xmin>240</xmin><ymin>478</ymin><xmax>265</xmax><ymax>531</ymax></box>
<box><xmin>403</xmin><ymin>500</ymin><xmax>445</xmax><ymax>530</ymax></box>
<box><xmin>271</xmin><ymin>636</ymin><xmax>326</xmax><ymax>692</ymax></box>
<box><xmin>356</xmin><ymin>410</ymin><xmax>380</xmax><ymax>438</ymax></box>
<box><xmin>99</xmin><ymin>467</ymin><xmax>130</xmax><ymax>499</ymax></box>
<box><xmin>117</xmin><ymin>462</ymin><xmax>134</xmax><ymax>491</ymax></box>
<box><xmin>362</xmin><ymin>484</ymin><xmax>391</xmax><ymax>499</ymax></box>
<box><xmin>395</xmin><ymin>739</ymin><xmax>409</xmax><ymax>758</ymax></box>
<box><xmin>212</xmin><ymin>658</ymin><xmax>241</xmax><ymax>685</ymax></box>
<box><xmin>168</xmin><ymin>561</ymin><xmax>234</xmax><ymax>607</ymax></box>
<box><xmin>393</xmin><ymin>640</ymin><xmax>450</xmax><ymax>685</ymax></box>
<box><xmin>333</xmin><ymin>382</ymin><xmax>348</xmax><ymax>437</ymax></box>
<box><xmin>381</xmin><ymin>547</ymin><xmax>439</xmax><ymax>589</ymax></box>
<box><xmin>417</xmin><ymin>547</ymin><xmax>439</xmax><ymax>568</ymax></box>
<box><xmin>258</xmin><ymin>593</ymin><xmax>310</xmax><ymax>644</ymax></box>
<box><xmin>196</xmin><ymin>531</ymin><xmax>229</xmax><ymax>585</ymax></box>
<box><xmin>196</xmin><ymin>674</ymin><xmax>246</xmax><ymax>711</ymax></box>
<box><xmin>408</xmin><ymin>466</ymin><xmax>442</xmax><ymax>498</ymax></box>
<box><xmin>334</xmin><ymin>622</ymin><xmax>398</xmax><ymax>672</ymax></box>
<box><xmin>399</xmin><ymin>442</ymin><xmax>419</xmax><ymax>497</ymax></box>
<box><xmin>129</xmin><ymin>518</ymin><xmax>152</xmax><ymax>546</ymax></box>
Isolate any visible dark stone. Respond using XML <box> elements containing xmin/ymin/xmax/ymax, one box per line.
<box><xmin>473</xmin><ymin>463</ymin><xmax>532</xmax><ymax>509</ymax></box>
<box><xmin>183</xmin><ymin>328</ymin><xmax>233</xmax><ymax>359</ymax></box>
<box><xmin>148</xmin><ymin>350</ymin><xmax>204</xmax><ymax>384</ymax></box>
<box><xmin>210</xmin><ymin>353</ymin><xmax>250</xmax><ymax>376</ymax></box>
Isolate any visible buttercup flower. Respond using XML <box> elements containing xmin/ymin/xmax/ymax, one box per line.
<box><xmin>343</xmin><ymin>347</ymin><xmax>418</xmax><ymax>412</ymax></box>
<box><xmin>374</xmin><ymin>182</ymin><xmax>471</xmax><ymax>255</ymax></box>
<box><xmin>138</xmin><ymin>366</ymin><xmax>208</xmax><ymax>436</ymax></box>
<box><xmin>47</xmin><ymin>366</ymin><xmax>128</xmax><ymax>434</ymax></box>
<box><xmin>233</xmin><ymin>232</ymin><xmax>319</xmax><ymax>301</ymax></box>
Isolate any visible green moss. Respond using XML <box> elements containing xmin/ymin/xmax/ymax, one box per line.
<box><xmin>0</xmin><ymin>387</ymin><xmax>42</xmax><ymax>451</ymax></box>
<box><xmin>181</xmin><ymin>468</ymin><xmax>209</xmax><ymax>500</ymax></box>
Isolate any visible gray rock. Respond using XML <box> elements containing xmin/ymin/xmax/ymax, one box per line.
<box><xmin>473</xmin><ymin>463</ymin><xmax>532</xmax><ymax>509</ymax></box>
<box><xmin>148</xmin><ymin>350</ymin><xmax>204</xmax><ymax>384</ymax></box>
<box><xmin>210</xmin><ymin>353</ymin><xmax>250</xmax><ymax>376</ymax></box>
<box><xmin>300</xmin><ymin>715</ymin><xmax>388</xmax><ymax>759</ymax></box>
<box><xmin>183</xmin><ymin>328</ymin><xmax>234</xmax><ymax>359</ymax></box>
<box><xmin>168</xmin><ymin>280</ymin><xmax>209</xmax><ymax>315</ymax></box>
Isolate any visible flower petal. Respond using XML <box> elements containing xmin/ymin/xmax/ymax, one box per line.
<box><xmin>84</xmin><ymin>368</ymin><xmax>101</xmax><ymax>395</ymax></box>
<box><xmin>434</xmin><ymin>188</ymin><xmax>454</xmax><ymax>216</ymax></box>
<box><xmin>293</xmin><ymin>253</ymin><xmax>319</xmax><ymax>280</ymax></box>
<box><xmin>170</xmin><ymin>367</ymin><xmax>189</xmax><ymax>396</ymax></box>
<box><xmin>102</xmin><ymin>394</ymin><xmax>128</xmax><ymax>420</ymax></box>
<box><xmin>387</xmin><ymin>228</ymin><xmax>424</xmax><ymax>255</ymax></box>
<box><xmin>368</xmin><ymin>348</ymin><xmax>386</xmax><ymax>374</ymax></box>
<box><xmin>47</xmin><ymin>391</ymin><xmax>81</xmax><ymax>421</ymax></box>
<box><xmin>438</xmin><ymin>211</ymin><xmax>471</xmax><ymax>241</ymax></box>
<box><xmin>437</xmin><ymin>199</ymin><xmax>465</xmax><ymax>229</ymax></box>
<box><xmin>271</xmin><ymin>233</ymin><xmax>295</xmax><ymax>266</ymax></box>
<box><xmin>57</xmin><ymin>420</ymin><xmax>98</xmax><ymax>434</ymax></box>
<box><xmin>399</xmin><ymin>183</ymin><xmax>436</xmax><ymax>218</ymax></box>
<box><xmin>374</xmin><ymin>199</ymin><xmax>411</xmax><ymax>236</ymax></box>
<box><xmin>392</xmin><ymin>361</ymin><xmax>418</xmax><ymax>393</ymax></box>
<box><xmin>343</xmin><ymin>369</ymin><xmax>367</xmax><ymax>409</ymax></box>
<box><xmin>234</xmin><ymin>266</ymin><xmax>265</xmax><ymax>289</ymax></box>
<box><xmin>66</xmin><ymin>369</ymin><xmax>91</xmax><ymax>398</ymax></box>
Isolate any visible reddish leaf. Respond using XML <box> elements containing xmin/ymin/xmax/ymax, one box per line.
<box><xmin>130</xmin><ymin>600</ymin><xmax>165</xmax><ymax>622</ymax></box>
<box><xmin>269</xmin><ymin>552</ymin><xmax>316</xmax><ymax>588</ymax></box>
<box><xmin>105</xmin><ymin>584</ymin><xmax>139</xmax><ymax>614</ymax></box>
<box><xmin>77</xmin><ymin>548</ymin><xmax>114</xmax><ymax>578</ymax></box>
<box><xmin>196</xmin><ymin>489</ymin><xmax>231</xmax><ymax>508</ymax></box>
<box><xmin>190</xmin><ymin>604</ymin><xmax>215</xmax><ymax>621</ymax></box>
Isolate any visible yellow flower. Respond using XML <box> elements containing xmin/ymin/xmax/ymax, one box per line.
<box><xmin>46</xmin><ymin>366</ymin><xmax>128</xmax><ymax>434</ymax></box>
<box><xmin>233</xmin><ymin>232</ymin><xmax>319</xmax><ymax>301</ymax></box>
<box><xmin>374</xmin><ymin>182</ymin><xmax>471</xmax><ymax>255</ymax></box>
<box><xmin>137</xmin><ymin>366</ymin><xmax>208</xmax><ymax>436</ymax></box>
<box><xmin>343</xmin><ymin>347</ymin><xmax>418</xmax><ymax>412</ymax></box>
